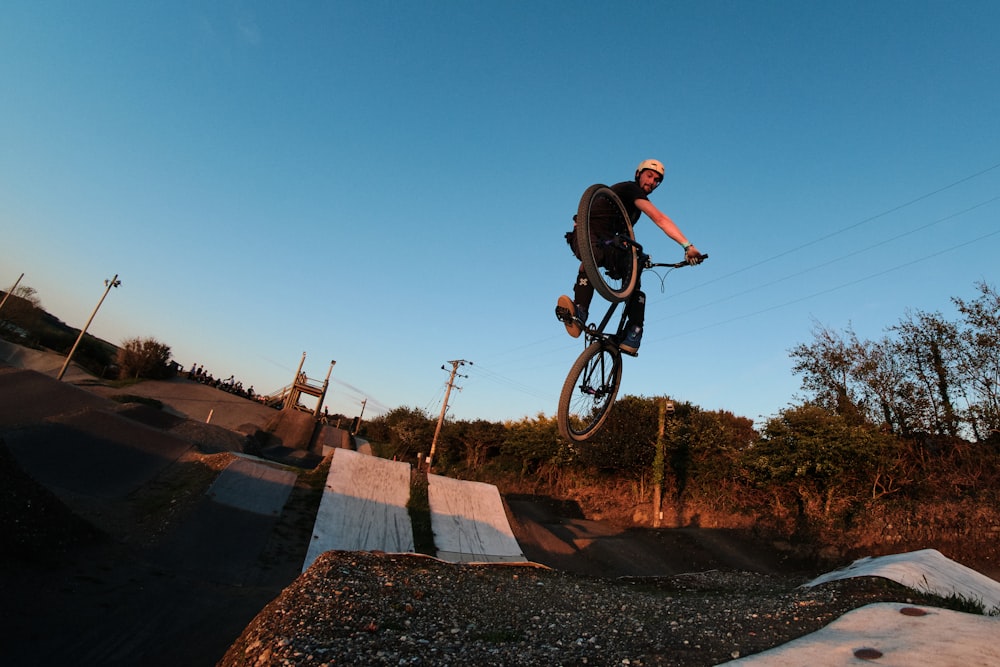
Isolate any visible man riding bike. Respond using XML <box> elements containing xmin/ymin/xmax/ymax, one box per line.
<box><xmin>556</xmin><ymin>159</ymin><xmax>703</xmax><ymax>354</ymax></box>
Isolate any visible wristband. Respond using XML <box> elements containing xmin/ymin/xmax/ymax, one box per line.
<box><xmin>681</xmin><ymin>242</ymin><xmax>692</xmax><ymax>250</ymax></box>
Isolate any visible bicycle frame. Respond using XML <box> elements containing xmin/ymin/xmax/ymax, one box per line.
<box><xmin>580</xmin><ymin>235</ymin><xmax>706</xmax><ymax>349</ymax></box>
<box><xmin>556</xmin><ymin>239</ymin><xmax>707</xmax><ymax>443</ymax></box>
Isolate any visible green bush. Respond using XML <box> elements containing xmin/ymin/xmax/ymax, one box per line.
<box><xmin>116</xmin><ymin>337</ymin><xmax>173</xmax><ymax>380</ymax></box>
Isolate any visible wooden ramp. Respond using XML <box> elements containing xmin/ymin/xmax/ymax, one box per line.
<box><xmin>428</xmin><ymin>474</ymin><xmax>526</xmax><ymax>563</ymax></box>
<box><xmin>302</xmin><ymin>449</ymin><xmax>414</xmax><ymax>571</ymax></box>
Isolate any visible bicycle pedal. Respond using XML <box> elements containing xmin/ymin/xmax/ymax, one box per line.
<box><xmin>555</xmin><ymin>305</ymin><xmax>573</xmax><ymax>322</ymax></box>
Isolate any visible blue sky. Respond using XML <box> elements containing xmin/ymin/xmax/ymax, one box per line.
<box><xmin>2</xmin><ymin>1</ymin><xmax>998</xmax><ymax>426</ymax></box>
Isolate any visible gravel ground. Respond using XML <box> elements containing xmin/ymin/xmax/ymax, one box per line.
<box><xmin>220</xmin><ymin>550</ymin><xmax>942</xmax><ymax>667</ymax></box>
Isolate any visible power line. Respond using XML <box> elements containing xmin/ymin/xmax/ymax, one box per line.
<box><xmin>650</xmin><ymin>193</ymin><xmax>1000</xmax><ymax>316</ymax></box>
<box><xmin>650</xmin><ymin>227</ymin><xmax>1000</xmax><ymax>343</ymax></box>
<box><xmin>669</xmin><ymin>161</ymin><xmax>1000</xmax><ymax>299</ymax></box>
<box><xmin>465</xmin><ymin>362</ymin><xmax>553</xmax><ymax>402</ymax></box>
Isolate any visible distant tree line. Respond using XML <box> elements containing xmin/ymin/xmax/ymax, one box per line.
<box><xmin>361</xmin><ymin>282</ymin><xmax>1000</xmax><ymax>562</ymax></box>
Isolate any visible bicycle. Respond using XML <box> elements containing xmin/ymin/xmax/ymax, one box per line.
<box><xmin>557</xmin><ymin>184</ymin><xmax>707</xmax><ymax>443</ymax></box>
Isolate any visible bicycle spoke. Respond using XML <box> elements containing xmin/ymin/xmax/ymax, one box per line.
<box><xmin>558</xmin><ymin>342</ymin><xmax>622</xmax><ymax>442</ymax></box>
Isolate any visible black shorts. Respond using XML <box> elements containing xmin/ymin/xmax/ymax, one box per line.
<box><xmin>565</xmin><ymin>229</ymin><xmax>631</xmax><ymax>279</ymax></box>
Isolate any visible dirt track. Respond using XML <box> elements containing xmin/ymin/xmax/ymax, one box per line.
<box><xmin>0</xmin><ymin>351</ymin><xmax>850</xmax><ymax>665</ymax></box>
<box><xmin>504</xmin><ymin>494</ymin><xmax>810</xmax><ymax>578</ymax></box>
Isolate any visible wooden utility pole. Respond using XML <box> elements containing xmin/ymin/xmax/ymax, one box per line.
<box><xmin>314</xmin><ymin>359</ymin><xmax>336</xmax><ymax>418</ymax></box>
<box><xmin>652</xmin><ymin>399</ymin><xmax>674</xmax><ymax>528</ymax></box>
<box><xmin>57</xmin><ymin>274</ymin><xmax>121</xmax><ymax>381</ymax></box>
<box><xmin>353</xmin><ymin>398</ymin><xmax>367</xmax><ymax>435</ymax></box>
<box><xmin>426</xmin><ymin>359</ymin><xmax>471</xmax><ymax>472</ymax></box>
<box><xmin>0</xmin><ymin>273</ymin><xmax>24</xmax><ymax>315</ymax></box>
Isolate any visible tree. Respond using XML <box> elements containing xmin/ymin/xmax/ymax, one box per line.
<box><xmin>852</xmin><ymin>336</ymin><xmax>913</xmax><ymax>435</ymax></box>
<box><xmin>790</xmin><ymin>284</ymin><xmax>1000</xmax><ymax>441</ymax></box>
<box><xmin>0</xmin><ymin>285</ymin><xmax>42</xmax><ymax>340</ymax></box>
<box><xmin>574</xmin><ymin>395</ymin><xmax>659</xmax><ymax>474</ymax></box>
<box><xmin>365</xmin><ymin>407</ymin><xmax>435</xmax><ymax>462</ymax></box>
<box><xmin>891</xmin><ymin>310</ymin><xmax>962</xmax><ymax>436</ymax></box>
<box><xmin>447</xmin><ymin>419</ymin><xmax>506</xmax><ymax>471</ymax></box>
<box><xmin>789</xmin><ymin>321</ymin><xmax>865</xmax><ymax>423</ymax></box>
<box><xmin>500</xmin><ymin>414</ymin><xmax>568</xmax><ymax>482</ymax></box>
<box><xmin>117</xmin><ymin>337</ymin><xmax>173</xmax><ymax>380</ymax></box>
<box><xmin>951</xmin><ymin>282</ymin><xmax>1000</xmax><ymax>439</ymax></box>
<box><xmin>746</xmin><ymin>404</ymin><xmax>899</xmax><ymax>524</ymax></box>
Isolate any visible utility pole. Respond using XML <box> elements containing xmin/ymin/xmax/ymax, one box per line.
<box><xmin>0</xmin><ymin>273</ymin><xmax>24</xmax><ymax>315</ymax></box>
<box><xmin>426</xmin><ymin>359</ymin><xmax>471</xmax><ymax>472</ymax></box>
<box><xmin>313</xmin><ymin>359</ymin><xmax>336</xmax><ymax>418</ymax></box>
<box><xmin>653</xmin><ymin>400</ymin><xmax>674</xmax><ymax>528</ymax></box>
<box><xmin>57</xmin><ymin>274</ymin><xmax>121</xmax><ymax>381</ymax></box>
<box><xmin>353</xmin><ymin>398</ymin><xmax>367</xmax><ymax>435</ymax></box>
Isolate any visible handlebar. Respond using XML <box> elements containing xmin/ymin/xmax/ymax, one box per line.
<box><xmin>645</xmin><ymin>253</ymin><xmax>708</xmax><ymax>269</ymax></box>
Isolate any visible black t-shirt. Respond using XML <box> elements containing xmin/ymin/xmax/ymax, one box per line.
<box><xmin>610</xmin><ymin>180</ymin><xmax>648</xmax><ymax>226</ymax></box>
<box><xmin>587</xmin><ymin>180</ymin><xmax>648</xmax><ymax>239</ymax></box>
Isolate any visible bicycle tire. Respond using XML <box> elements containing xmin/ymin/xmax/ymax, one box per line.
<box><xmin>557</xmin><ymin>340</ymin><xmax>623</xmax><ymax>442</ymax></box>
<box><xmin>576</xmin><ymin>184</ymin><xmax>638</xmax><ymax>303</ymax></box>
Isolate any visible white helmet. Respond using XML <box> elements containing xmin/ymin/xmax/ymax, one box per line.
<box><xmin>635</xmin><ymin>159</ymin><xmax>665</xmax><ymax>179</ymax></box>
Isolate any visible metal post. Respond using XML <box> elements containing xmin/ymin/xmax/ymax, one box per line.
<box><xmin>57</xmin><ymin>274</ymin><xmax>121</xmax><ymax>381</ymax></box>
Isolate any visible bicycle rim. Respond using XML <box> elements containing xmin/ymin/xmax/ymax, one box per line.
<box><xmin>576</xmin><ymin>184</ymin><xmax>637</xmax><ymax>303</ymax></box>
<box><xmin>557</xmin><ymin>341</ymin><xmax>623</xmax><ymax>442</ymax></box>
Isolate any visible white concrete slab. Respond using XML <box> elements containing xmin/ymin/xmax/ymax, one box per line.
<box><xmin>302</xmin><ymin>448</ymin><xmax>414</xmax><ymax>571</ymax></box>
<box><xmin>723</xmin><ymin>549</ymin><xmax>1000</xmax><ymax>666</ymax></box>
<box><xmin>723</xmin><ymin>602</ymin><xmax>1000</xmax><ymax>666</ymax></box>
<box><xmin>206</xmin><ymin>458</ymin><xmax>298</xmax><ymax>516</ymax></box>
<box><xmin>427</xmin><ymin>474</ymin><xmax>525</xmax><ymax>563</ymax></box>
<box><xmin>804</xmin><ymin>548</ymin><xmax>1000</xmax><ymax>611</ymax></box>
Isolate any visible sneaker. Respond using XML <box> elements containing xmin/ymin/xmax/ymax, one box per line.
<box><xmin>619</xmin><ymin>325</ymin><xmax>642</xmax><ymax>355</ymax></box>
<box><xmin>555</xmin><ymin>295</ymin><xmax>587</xmax><ymax>338</ymax></box>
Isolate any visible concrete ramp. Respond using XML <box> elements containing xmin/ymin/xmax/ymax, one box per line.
<box><xmin>428</xmin><ymin>474</ymin><xmax>525</xmax><ymax>563</ymax></box>
<box><xmin>302</xmin><ymin>448</ymin><xmax>414</xmax><ymax>571</ymax></box>
<box><xmin>724</xmin><ymin>602</ymin><xmax>1000</xmax><ymax>666</ymax></box>
<box><xmin>153</xmin><ymin>458</ymin><xmax>299</xmax><ymax>585</ymax></box>
<box><xmin>725</xmin><ymin>549</ymin><xmax>1000</xmax><ymax>666</ymax></box>
<box><xmin>207</xmin><ymin>458</ymin><xmax>298</xmax><ymax>516</ymax></box>
<box><xmin>805</xmin><ymin>548</ymin><xmax>1000</xmax><ymax>611</ymax></box>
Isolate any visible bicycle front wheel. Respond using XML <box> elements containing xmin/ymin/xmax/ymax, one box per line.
<box><xmin>576</xmin><ymin>184</ymin><xmax>638</xmax><ymax>303</ymax></box>
<box><xmin>557</xmin><ymin>341</ymin><xmax>623</xmax><ymax>443</ymax></box>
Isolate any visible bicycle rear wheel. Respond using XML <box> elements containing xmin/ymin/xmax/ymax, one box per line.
<box><xmin>576</xmin><ymin>184</ymin><xmax>638</xmax><ymax>303</ymax></box>
<box><xmin>557</xmin><ymin>340</ymin><xmax>623</xmax><ymax>442</ymax></box>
